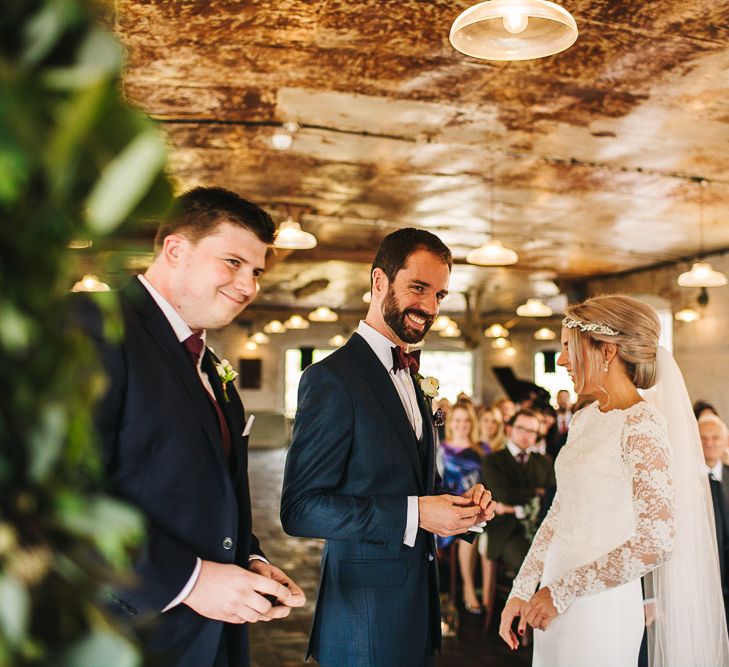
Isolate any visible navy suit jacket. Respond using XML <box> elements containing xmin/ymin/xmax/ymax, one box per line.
<box><xmin>73</xmin><ymin>278</ymin><xmax>261</xmax><ymax>667</ymax></box>
<box><xmin>281</xmin><ymin>333</ymin><xmax>440</xmax><ymax>667</ymax></box>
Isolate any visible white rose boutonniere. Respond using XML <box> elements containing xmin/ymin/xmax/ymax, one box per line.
<box><xmin>215</xmin><ymin>359</ymin><xmax>238</xmax><ymax>401</ymax></box>
<box><xmin>419</xmin><ymin>375</ymin><xmax>440</xmax><ymax>399</ymax></box>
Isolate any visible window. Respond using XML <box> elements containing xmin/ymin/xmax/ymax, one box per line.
<box><xmin>283</xmin><ymin>348</ymin><xmax>474</xmax><ymax>417</ymax></box>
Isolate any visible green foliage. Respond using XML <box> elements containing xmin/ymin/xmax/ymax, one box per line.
<box><xmin>0</xmin><ymin>1</ymin><xmax>172</xmax><ymax>664</ymax></box>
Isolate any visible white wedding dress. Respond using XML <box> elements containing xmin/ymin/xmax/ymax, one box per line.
<box><xmin>510</xmin><ymin>400</ymin><xmax>674</xmax><ymax>667</ymax></box>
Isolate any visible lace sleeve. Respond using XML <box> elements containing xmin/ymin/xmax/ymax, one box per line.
<box><xmin>508</xmin><ymin>493</ymin><xmax>561</xmax><ymax>601</ymax></box>
<box><xmin>548</xmin><ymin>406</ymin><xmax>675</xmax><ymax>614</ymax></box>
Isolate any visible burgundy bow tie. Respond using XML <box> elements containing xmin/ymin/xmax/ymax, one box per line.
<box><xmin>183</xmin><ymin>332</ymin><xmax>204</xmax><ymax>365</ymax></box>
<box><xmin>391</xmin><ymin>346</ymin><xmax>421</xmax><ymax>375</ymax></box>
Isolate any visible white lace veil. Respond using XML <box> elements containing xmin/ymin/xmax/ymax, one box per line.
<box><xmin>643</xmin><ymin>346</ymin><xmax>729</xmax><ymax>666</ymax></box>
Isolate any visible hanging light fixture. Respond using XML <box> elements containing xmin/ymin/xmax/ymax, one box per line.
<box><xmin>491</xmin><ymin>336</ymin><xmax>509</xmax><ymax>349</ymax></box>
<box><xmin>244</xmin><ymin>340</ymin><xmax>258</xmax><ymax>351</ymax></box>
<box><xmin>516</xmin><ymin>298</ymin><xmax>553</xmax><ymax>317</ymax></box>
<box><xmin>285</xmin><ymin>314</ymin><xmax>310</xmax><ymax>329</ymax></box>
<box><xmin>271</xmin><ymin>121</ymin><xmax>300</xmax><ymax>150</ymax></box>
<box><xmin>674</xmin><ymin>308</ymin><xmax>700</xmax><ymax>323</ymax></box>
<box><xmin>450</xmin><ymin>0</ymin><xmax>578</xmax><ymax>61</ymax></box>
<box><xmin>440</xmin><ymin>322</ymin><xmax>461</xmax><ymax>338</ymax></box>
<box><xmin>263</xmin><ymin>320</ymin><xmax>286</xmax><ymax>334</ymax></box>
<box><xmin>534</xmin><ymin>327</ymin><xmax>557</xmax><ymax>340</ymax></box>
<box><xmin>504</xmin><ymin>345</ymin><xmax>517</xmax><ymax>357</ymax></box>
<box><xmin>309</xmin><ymin>306</ymin><xmax>338</xmax><ymax>322</ymax></box>
<box><xmin>274</xmin><ymin>216</ymin><xmax>317</xmax><ymax>250</ymax></box>
<box><xmin>432</xmin><ymin>315</ymin><xmax>454</xmax><ymax>332</ymax></box>
<box><xmin>328</xmin><ymin>334</ymin><xmax>347</xmax><ymax>347</ymax></box>
<box><xmin>68</xmin><ymin>238</ymin><xmax>93</xmax><ymax>249</ymax></box>
<box><xmin>362</xmin><ymin>290</ymin><xmax>372</xmax><ymax>304</ymax></box>
<box><xmin>71</xmin><ymin>275</ymin><xmax>110</xmax><ymax>292</ymax></box>
<box><xmin>467</xmin><ymin>155</ymin><xmax>518</xmax><ymax>266</ymax></box>
<box><xmin>677</xmin><ymin>179</ymin><xmax>727</xmax><ymax>290</ymax></box>
<box><xmin>484</xmin><ymin>323</ymin><xmax>509</xmax><ymax>338</ymax></box>
<box><xmin>250</xmin><ymin>332</ymin><xmax>270</xmax><ymax>344</ymax></box>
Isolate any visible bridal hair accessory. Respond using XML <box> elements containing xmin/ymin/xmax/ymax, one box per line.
<box><xmin>562</xmin><ymin>317</ymin><xmax>620</xmax><ymax>336</ymax></box>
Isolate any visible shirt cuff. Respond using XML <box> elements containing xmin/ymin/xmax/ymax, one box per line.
<box><xmin>163</xmin><ymin>557</ymin><xmax>202</xmax><ymax>612</ymax></box>
<box><xmin>404</xmin><ymin>496</ymin><xmax>419</xmax><ymax>546</ymax></box>
<box><xmin>249</xmin><ymin>554</ymin><xmax>270</xmax><ymax>565</ymax></box>
<box><xmin>514</xmin><ymin>505</ymin><xmax>526</xmax><ymax>520</ymax></box>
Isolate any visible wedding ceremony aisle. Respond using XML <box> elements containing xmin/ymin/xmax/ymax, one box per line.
<box><xmin>248</xmin><ymin>449</ymin><xmax>532</xmax><ymax>667</ymax></box>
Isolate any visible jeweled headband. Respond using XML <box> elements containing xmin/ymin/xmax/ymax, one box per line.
<box><xmin>562</xmin><ymin>317</ymin><xmax>620</xmax><ymax>337</ymax></box>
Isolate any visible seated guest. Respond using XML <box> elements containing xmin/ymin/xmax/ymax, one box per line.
<box><xmin>552</xmin><ymin>389</ymin><xmax>573</xmax><ymax>458</ymax></box>
<box><xmin>481</xmin><ymin>409</ymin><xmax>556</xmax><ymax>573</ymax></box>
<box><xmin>700</xmin><ymin>414</ymin><xmax>729</xmax><ymax>508</ymax></box>
<box><xmin>479</xmin><ymin>405</ymin><xmax>507</xmax><ymax>452</ymax></box>
<box><xmin>437</xmin><ymin>402</ymin><xmax>491</xmax><ymax>614</ymax></box>
<box><xmin>694</xmin><ymin>399</ymin><xmax>719</xmax><ymax>420</ymax></box>
<box><xmin>493</xmin><ymin>397</ymin><xmax>516</xmax><ymax>424</ymax></box>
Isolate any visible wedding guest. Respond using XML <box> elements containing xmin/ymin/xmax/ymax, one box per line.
<box><xmin>482</xmin><ymin>410</ymin><xmax>555</xmax><ymax>573</ymax></box>
<box><xmin>700</xmin><ymin>415</ymin><xmax>729</xmax><ymax>507</ymax></box>
<box><xmin>437</xmin><ymin>401</ymin><xmax>492</xmax><ymax>614</ymax></box>
<box><xmin>694</xmin><ymin>399</ymin><xmax>719</xmax><ymax>420</ymax></box>
<box><xmin>494</xmin><ymin>397</ymin><xmax>516</xmax><ymax>423</ymax></box>
<box><xmin>434</xmin><ymin>397</ymin><xmax>452</xmax><ymax>441</ymax></box>
<box><xmin>479</xmin><ymin>405</ymin><xmax>507</xmax><ymax>452</ymax></box>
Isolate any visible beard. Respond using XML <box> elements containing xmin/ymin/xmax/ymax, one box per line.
<box><xmin>382</xmin><ymin>287</ymin><xmax>435</xmax><ymax>344</ymax></box>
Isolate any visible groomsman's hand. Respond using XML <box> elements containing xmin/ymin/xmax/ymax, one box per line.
<box><xmin>248</xmin><ymin>559</ymin><xmax>307</xmax><ymax>619</ymax></box>
<box><xmin>499</xmin><ymin>596</ymin><xmax>528</xmax><ymax>650</ymax></box>
<box><xmin>461</xmin><ymin>484</ymin><xmax>497</xmax><ymax>523</ymax></box>
<box><xmin>418</xmin><ymin>494</ymin><xmax>483</xmax><ymax>536</ymax></box>
<box><xmin>524</xmin><ymin>586</ymin><xmax>558</xmax><ymax>630</ymax></box>
<box><xmin>183</xmin><ymin>560</ymin><xmax>294</xmax><ymax>623</ymax></box>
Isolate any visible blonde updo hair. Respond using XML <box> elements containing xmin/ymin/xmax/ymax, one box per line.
<box><xmin>564</xmin><ymin>295</ymin><xmax>660</xmax><ymax>397</ymax></box>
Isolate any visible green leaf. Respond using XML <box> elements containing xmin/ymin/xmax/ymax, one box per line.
<box><xmin>28</xmin><ymin>403</ymin><xmax>67</xmax><ymax>482</ymax></box>
<box><xmin>60</xmin><ymin>631</ymin><xmax>140</xmax><ymax>667</ymax></box>
<box><xmin>0</xmin><ymin>302</ymin><xmax>32</xmax><ymax>351</ymax></box>
<box><xmin>0</xmin><ymin>575</ymin><xmax>29</xmax><ymax>645</ymax></box>
<box><xmin>85</xmin><ymin>130</ymin><xmax>167</xmax><ymax>234</ymax></box>
<box><xmin>21</xmin><ymin>0</ymin><xmax>81</xmax><ymax>68</ymax></box>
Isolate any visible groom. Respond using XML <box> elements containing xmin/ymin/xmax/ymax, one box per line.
<box><xmin>281</xmin><ymin>228</ymin><xmax>495</xmax><ymax>667</ymax></box>
<box><xmin>74</xmin><ymin>187</ymin><xmax>305</xmax><ymax>667</ymax></box>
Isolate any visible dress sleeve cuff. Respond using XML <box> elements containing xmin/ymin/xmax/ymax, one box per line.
<box><xmin>162</xmin><ymin>557</ymin><xmax>202</xmax><ymax>612</ymax></box>
<box><xmin>403</xmin><ymin>496</ymin><xmax>419</xmax><ymax>547</ymax></box>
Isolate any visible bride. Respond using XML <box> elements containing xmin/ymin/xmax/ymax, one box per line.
<box><xmin>499</xmin><ymin>295</ymin><xmax>729</xmax><ymax>666</ymax></box>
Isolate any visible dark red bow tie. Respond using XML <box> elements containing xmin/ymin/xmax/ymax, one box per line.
<box><xmin>391</xmin><ymin>346</ymin><xmax>421</xmax><ymax>375</ymax></box>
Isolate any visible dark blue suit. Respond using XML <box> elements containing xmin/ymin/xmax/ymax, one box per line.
<box><xmin>281</xmin><ymin>333</ymin><xmax>440</xmax><ymax>667</ymax></box>
<box><xmin>74</xmin><ymin>278</ymin><xmax>261</xmax><ymax>667</ymax></box>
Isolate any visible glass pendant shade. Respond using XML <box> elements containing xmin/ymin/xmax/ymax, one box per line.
<box><xmin>534</xmin><ymin>327</ymin><xmax>556</xmax><ymax>340</ymax></box>
<box><xmin>71</xmin><ymin>274</ymin><xmax>110</xmax><ymax>292</ymax></box>
<box><xmin>674</xmin><ymin>308</ymin><xmax>700</xmax><ymax>323</ymax></box>
<box><xmin>263</xmin><ymin>320</ymin><xmax>286</xmax><ymax>334</ymax></box>
<box><xmin>285</xmin><ymin>314</ymin><xmax>310</xmax><ymax>329</ymax></box>
<box><xmin>677</xmin><ymin>261</ymin><xmax>728</xmax><ymax>288</ymax></box>
<box><xmin>504</xmin><ymin>345</ymin><xmax>517</xmax><ymax>357</ymax></box>
<box><xmin>484</xmin><ymin>323</ymin><xmax>509</xmax><ymax>338</ymax></box>
<box><xmin>309</xmin><ymin>306</ymin><xmax>338</xmax><ymax>322</ymax></box>
<box><xmin>432</xmin><ymin>315</ymin><xmax>454</xmax><ymax>332</ymax></box>
<box><xmin>516</xmin><ymin>297</ymin><xmax>553</xmax><ymax>317</ymax></box>
<box><xmin>466</xmin><ymin>239</ymin><xmax>518</xmax><ymax>266</ymax></box>
<box><xmin>244</xmin><ymin>340</ymin><xmax>258</xmax><ymax>351</ymax></box>
<box><xmin>491</xmin><ymin>336</ymin><xmax>509</xmax><ymax>349</ymax></box>
<box><xmin>328</xmin><ymin>334</ymin><xmax>347</xmax><ymax>347</ymax></box>
<box><xmin>362</xmin><ymin>290</ymin><xmax>372</xmax><ymax>304</ymax></box>
<box><xmin>273</xmin><ymin>218</ymin><xmax>317</xmax><ymax>250</ymax></box>
<box><xmin>440</xmin><ymin>322</ymin><xmax>461</xmax><ymax>338</ymax></box>
<box><xmin>450</xmin><ymin>0</ymin><xmax>578</xmax><ymax>61</ymax></box>
<box><xmin>250</xmin><ymin>332</ymin><xmax>270</xmax><ymax>344</ymax></box>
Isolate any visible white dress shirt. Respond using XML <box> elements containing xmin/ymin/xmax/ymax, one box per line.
<box><xmin>708</xmin><ymin>461</ymin><xmax>723</xmax><ymax>481</ymax></box>
<box><xmin>137</xmin><ymin>275</ymin><xmax>265</xmax><ymax>612</ymax></box>
<box><xmin>506</xmin><ymin>439</ymin><xmax>528</xmax><ymax>520</ymax></box>
<box><xmin>356</xmin><ymin>321</ymin><xmax>422</xmax><ymax>547</ymax></box>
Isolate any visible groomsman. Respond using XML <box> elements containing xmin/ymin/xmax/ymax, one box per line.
<box><xmin>281</xmin><ymin>228</ymin><xmax>495</xmax><ymax>667</ymax></box>
<box><xmin>74</xmin><ymin>187</ymin><xmax>305</xmax><ymax>667</ymax></box>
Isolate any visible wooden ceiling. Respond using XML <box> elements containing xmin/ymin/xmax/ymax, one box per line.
<box><xmin>104</xmin><ymin>0</ymin><xmax>729</xmax><ymax>322</ymax></box>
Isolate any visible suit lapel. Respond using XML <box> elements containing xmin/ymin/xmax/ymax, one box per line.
<box><xmin>347</xmin><ymin>335</ymin><xmax>424</xmax><ymax>489</ymax></box>
<box><xmin>122</xmin><ymin>280</ymin><xmax>230</xmax><ymax>476</ymax></box>
<box><xmin>411</xmin><ymin>376</ymin><xmax>437</xmax><ymax>493</ymax></box>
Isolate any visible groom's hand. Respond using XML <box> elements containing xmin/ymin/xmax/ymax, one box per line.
<box><xmin>248</xmin><ymin>559</ymin><xmax>307</xmax><ymax>620</ymax></box>
<box><xmin>183</xmin><ymin>560</ymin><xmax>294</xmax><ymax>623</ymax></box>
<box><xmin>418</xmin><ymin>494</ymin><xmax>482</xmax><ymax>536</ymax></box>
<box><xmin>461</xmin><ymin>484</ymin><xmax>497</xmax><ymax>523</ymax></box>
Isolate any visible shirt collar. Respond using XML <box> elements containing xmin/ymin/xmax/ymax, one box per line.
<box><xmin>357</xmin><ymin>320</ymin><xmax>403</xmax><ymax>373</ymax></box>
<box><xmin>137</xmin><ymin>275</ymin><xmax>206</xmax><ymax>346</ymax></box>
<box><xmin>506</xmin><ymin>439</ymin><xmax>527</xmax><ymax>459</ymax></box>
<box><xmin>708</xmin><ymin>461</ymin><xmax>723</xmax><ymax>480</ymax></box>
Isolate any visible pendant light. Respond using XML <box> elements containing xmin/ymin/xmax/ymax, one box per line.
<box><xmin>677</xmin><ymin>179</ymin><xmax>727</xmax><ymax>289</ymax></box>
<box><xmin>274</xmin><ymin>216</ymin><xmax>317</xmax><ymax>250</ymax></box>
<box><xmin>450</xmin><ymin>0</ymin><xmax>578</xmax><ymax>61</ymax></box>
<box><xmin>71</xmin><ymin>275</ymin><xmax>110</xmax><ymax>292</ymax></box>
<box><xmin>284</xmin><ymin>314</ymin><xmax>310</xmax><ymax>329</ymax></box>
<box><xmin>674</xmin><ymin>308</ymin><xmax>700</xmax><ymax>323</ymax></box>
<box><xmin>516</xmin><ymin>298</ymin><xmax>553</xmax><ymax>317</ymax></box>
<box><xmin>308</xmin><ymin>306</ymin><xmax>338</xmax><ymax>322</ymax></box>
<box><xmin>467</xmin><ymin>156</ymin><xmax>518</xmax><ymax>266</ymax></box>
<box><xmin>534</xmin><ymin>327</ymin><xmax>557</xmax><ymax>340</ymax></box>
<box><xmin>484</xmin><ymin>323</ymin><xmax>509</xmax><ymax>338</ymax></box>
<box><xmin>431</xmin><ymin>315</ymin><xmax>455</xmax><ymax>332</ymax></box>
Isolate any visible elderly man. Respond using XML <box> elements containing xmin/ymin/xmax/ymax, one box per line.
<box><xmin>700</xmin><ymin>414</ymin><xmax>729</xmax><ymax>507</ymax></box>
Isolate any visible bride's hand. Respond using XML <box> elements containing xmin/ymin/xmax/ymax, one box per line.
<box><xmin>524</xmin><ymin>587</ymin><xmax>558</xmax><ymax>630</ymax></box>
<box><xmin>499</xmin><ymin>597</ymin><xmax>528</xmax><ymax>650</ymax></box>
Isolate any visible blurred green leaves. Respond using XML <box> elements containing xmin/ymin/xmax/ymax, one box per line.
<box><xmin>1</xmin><ymin>0</ymin><xmax>171</xmax><ymax>664</ymax></box>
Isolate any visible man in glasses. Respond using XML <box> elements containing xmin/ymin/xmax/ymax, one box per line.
<box><xmin>482</xmin><ymin>409</ymin><xmax>556</xmax><ymax>573</ymax></box>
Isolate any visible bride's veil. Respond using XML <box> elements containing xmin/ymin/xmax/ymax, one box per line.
<box><xmin>643</xmin><ymin>346</ymin><xmax>729</xmax><ymax>666</ymax></box>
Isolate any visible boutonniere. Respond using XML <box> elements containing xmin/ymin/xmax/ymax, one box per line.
<box><xmin>215</xmin><ymin>359</ymin><xmax>238</xmax><ymax>402</ymax></box>
<box><xmin>416</xmin><ymin>373</ymin><xmax>440</xmax><ymax>399</ymax></box>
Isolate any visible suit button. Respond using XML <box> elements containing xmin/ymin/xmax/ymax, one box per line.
<box><xmin>223</xmin><ymin>537</ymin><xmax>234</xmax><ymax>550</ymax></box>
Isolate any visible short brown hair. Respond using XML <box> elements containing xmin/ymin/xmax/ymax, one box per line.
<box><xmin>371</xmin><ymin>227</ymin><xmax>452</xmax><ymax>287</ymax></box>
<box><xmin>154</xmin><ymin>187</ymin><xmax>275</xmax><ymax>251</ymax></box>
<box><xmin>508</xmin><ymin>408</ymin><xmax>541</xmax><ymax>427</ymax></box>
